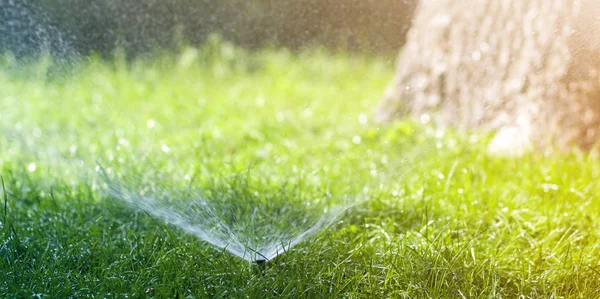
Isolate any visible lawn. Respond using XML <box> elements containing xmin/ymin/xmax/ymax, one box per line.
<box><xmin>1</xmin><ymin>40</ymin><xmax>599</xmax><ymax>298</ymax></box>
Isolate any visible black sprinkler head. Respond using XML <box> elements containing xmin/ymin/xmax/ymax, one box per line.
<box><xmin>255</xmin><ymin>259</ymin><xmax>267</xmax><ymax>272</ymax></box>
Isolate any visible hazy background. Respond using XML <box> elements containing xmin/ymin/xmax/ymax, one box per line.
<box><xmin>1</xmin><ymin>0</ymin><xmax>417</xmax><ymax>57</ymax></box>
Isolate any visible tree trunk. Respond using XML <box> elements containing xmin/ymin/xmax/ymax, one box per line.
<box><xmin>377</xmin><ymin>0</ymin><xmax>600</xmax><ymax>154</ymax></box>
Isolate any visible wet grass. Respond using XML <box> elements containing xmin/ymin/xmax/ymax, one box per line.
<box><xmin>1</xmin><ymin>41</ymin><xmax>599</xmax><ymax>298</ymax></box>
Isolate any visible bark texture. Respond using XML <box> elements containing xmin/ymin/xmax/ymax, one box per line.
<box><xmin>377</xmin><ymin>0</ymin><xmax>600</xmax><ymax>154</ymax></box>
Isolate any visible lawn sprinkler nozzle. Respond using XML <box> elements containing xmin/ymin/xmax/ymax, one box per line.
<box><xmin>255</xmin><ymin>259</ymin><xmax>267</xmax><ymax>272</ymax></box>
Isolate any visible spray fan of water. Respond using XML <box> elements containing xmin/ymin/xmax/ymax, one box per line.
<box><xmin>98</xmin><ymin>164</ymin><xmax>352</xmax><ymax>263</ymax></box>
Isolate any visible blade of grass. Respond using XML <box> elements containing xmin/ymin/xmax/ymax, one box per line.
<box><xmin>1</xmin><ymin>175</ymin><xmax>7</xmax><ymax>224</ymax></box>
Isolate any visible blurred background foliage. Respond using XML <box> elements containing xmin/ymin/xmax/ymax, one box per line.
<box><xmin>1</xmin><ymin>0</ymin><xmax>416</xmax><ymax>57</ymax></box>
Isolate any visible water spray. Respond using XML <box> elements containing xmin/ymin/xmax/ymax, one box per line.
<box><xmin>94</xmin><ymin>158</ymin><xmax>354</xmax><ymax>266</ymax></box>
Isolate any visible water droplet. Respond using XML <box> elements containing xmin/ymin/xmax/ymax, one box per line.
<box><xmin>33</xmin><ymin>128</ymin><xmax>42</xmax><ymax>137</ymax></box>
<box><xmin>435</xmin><ymin>129</ymin><xmax>444</xmax><ymax>138</ymax></box>
<box><xmin>420</xmin><ymin>114</ymin><xmax>431</xmax><ymax>124</ymax></box>
<box><xmin>432</xmin><ymin>14</ymin><xmax>451</xmax><ymax>27</ymax></box>
<box><xmin>161</xmin><ymin>144</ymin><xmax>171</xmax><ymax>153</ymax></box>
<box><xmin>480</xmin><ymin>42</ymin><xmax>490</xmax><ymax>52</ymax></box>
<box><xmin>147</xmin><ymin>119</ymin><xmax>156</xmax><ymax>128</ymax></box>
<box><xmin>256</xmin><ymin>96</ymin><xmax>265</xmax><ymax>107</ymax></box>
<box><xmin>381</xmin><ymin>155</ymin><xmax>388</xmax><ymax>164</ymax></box>
<box><xmin>358</xmin><ymin>114</ymin><xmax>368</xmax><ymax>124</ymax></box>
<box><xmin>301</xmin><ymin>108</ymin><xmax>313</xmax><ymax>118</ymax></box>
<box><xmin>276</xmin><ymin>112</ymin><xmax>285</xmax><ymax>122</ymax></box>
<box><xmin>352</xmin><ymin>136</ymin><xmax>361</xmax><ymax>145</ymax></box>
<box><xmin>457</xmin><ymin>188</ymin><xmax>464</xmax><ymax>194</ymax></box>
<box><xmin>27</xmin><ymin>163</ymin><xmax>36</xmax><ymax>172</ymax></box>
<box><xmin>541</xmin><ymin>183</ymin><xmax>558</xmax><ymax>192</ymax></box>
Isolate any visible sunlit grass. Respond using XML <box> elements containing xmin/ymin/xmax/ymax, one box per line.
<box><xmin>1</xmin><ymin>41</ymin><xmax>599</xmax><ymax>298</ymax></box>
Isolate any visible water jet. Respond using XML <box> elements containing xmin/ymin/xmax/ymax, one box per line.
<box><xmin>96</xmin><ymin>164</ymin><xmax>353</xmax><ymax>265</ymax></box>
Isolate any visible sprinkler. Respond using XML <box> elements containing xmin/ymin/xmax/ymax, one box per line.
<box><xmin>255</xmin><ymin>259</ymin><xmax>267</xmax><ymax>272</ymax></box>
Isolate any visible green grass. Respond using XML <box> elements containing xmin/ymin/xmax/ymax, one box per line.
<box><xmin>1</xmin><ymin>41</ymin><xmax>599</xmax><ymax>298</ymax></box>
